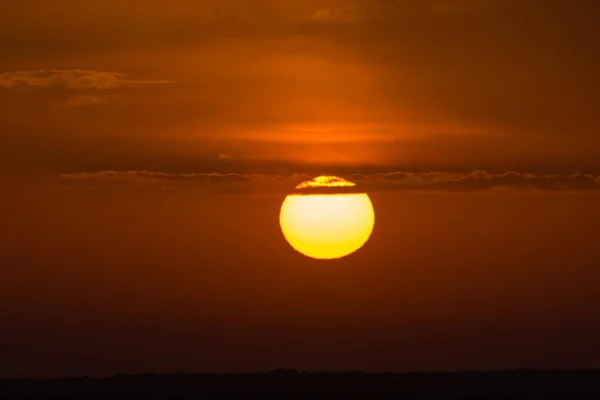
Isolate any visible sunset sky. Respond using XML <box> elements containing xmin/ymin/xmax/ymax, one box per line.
<box><xmin>2</xmin><ymin>0</ymin><xmax>600</xmax><ymax>378</ymax></box>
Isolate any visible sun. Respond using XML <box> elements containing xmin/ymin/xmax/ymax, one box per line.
<box><xmin>279</xmin><ymin>176</ymin><xmax>375</xmax><ymax>260</ymax></box>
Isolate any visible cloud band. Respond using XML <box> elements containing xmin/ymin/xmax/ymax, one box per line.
<box><xmin>55</xmin><ymin>170</ymin><xmax>600</xmax><ymax>194</ymax></box>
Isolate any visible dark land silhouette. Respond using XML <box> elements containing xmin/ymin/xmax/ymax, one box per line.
<box><xmin>2</xmin><ymin>369</ymin><xmax>599</xmax><ymax>398</ymax></box>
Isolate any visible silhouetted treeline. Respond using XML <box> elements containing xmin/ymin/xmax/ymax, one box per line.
<box><xmin>1</xmin><ymin>369</ymin><xmax>599</xmax><ymax>399</ymax></box>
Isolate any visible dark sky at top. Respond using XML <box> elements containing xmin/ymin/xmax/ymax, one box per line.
<box><xmin>1</xmin><ymin>0</ymin><xmax>599</xmax><ymax>175</ymax></box>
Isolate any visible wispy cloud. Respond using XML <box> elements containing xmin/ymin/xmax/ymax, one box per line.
<box><xmin>55</xmin><ymin>170</ymin><xmax>600</xmax><ymax>194</ymax></box>
<box><xmin>0</xmin><ymin>69</ymin><xmax>171</xmax><ymax>90</ymax></box>
<box><xmin>57</xmin><ymin>171</ymin><xmax>298</xmax><ymax>192</ymax></box>
<box><xmin>348</xmin><ymin>171</ymin><xmax>600</xmax><ymax>193</ymax></box>
<box><xmin>55</xmin><ymin>94</ymin><xmax>109</xmax><ymax>108</ymax></box>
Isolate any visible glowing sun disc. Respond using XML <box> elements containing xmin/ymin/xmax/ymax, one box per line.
<box><xmin>279</xmin><ymin>177</ymin><xmax>375</xmax><ymax>260</ymax></box>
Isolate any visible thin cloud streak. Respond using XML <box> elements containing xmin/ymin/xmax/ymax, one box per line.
<box><xmin>0</xmin><ymin>70</ymin><xmax>172</xmax><ymax>89</ymax></box>
<box><xmin>56</xmin><ymin>170</ymin><xmax>600</xmax><ymax>193</ymax></box>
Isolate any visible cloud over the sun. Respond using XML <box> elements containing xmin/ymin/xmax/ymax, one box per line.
<box><xmin>55</xmin><ymin>170</ymin><xmax>600</xmax><ymax>194</ymax></box>
<box><xmin>0</xmin><ymin>69</ymin><xmax>171</xmax><ymax>90</ymax></box>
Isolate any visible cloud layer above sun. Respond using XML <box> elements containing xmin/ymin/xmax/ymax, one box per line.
<box><xmin>53</xmin><ymin>170</ymin><xmax>600</xmax><ymax>194</ymax></box>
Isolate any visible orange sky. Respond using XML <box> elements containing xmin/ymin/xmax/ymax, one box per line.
<box><xmin>2</xmin><ymin>0</ymin><xmax>599</xmax><ymax>176</ymax></box>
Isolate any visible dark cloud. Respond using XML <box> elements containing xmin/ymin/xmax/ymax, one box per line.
<box><xmin>56</xmin><ymin>171</ymin><xmax>310</xmax><ymax>193</ymax></box>
<box><xmin>55</xmin><ymin>170</ymin><xmax>600</xmax><ymax>194</ymax></box>
<box><xmin>349</xmin><ymin>171</ymin><xmax>600</xmax><ymax>193</ymax></box>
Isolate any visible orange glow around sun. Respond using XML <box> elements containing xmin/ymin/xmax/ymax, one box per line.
<box><xmin>279</xmin><ymin>176</ymin><xmax>375</xmax><ymax>260</ymax></box>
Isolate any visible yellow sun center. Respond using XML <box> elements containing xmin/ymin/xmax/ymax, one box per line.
<box><xmin>279</xmin><ymin>177</ymin><xmax>375</xmax><ymax>260</ymax></box>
